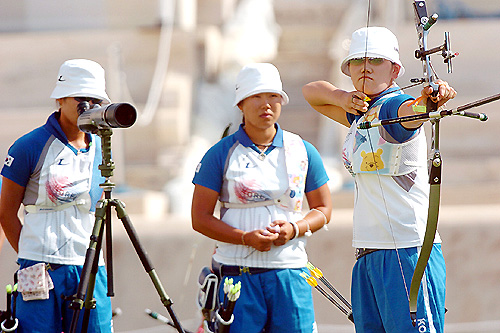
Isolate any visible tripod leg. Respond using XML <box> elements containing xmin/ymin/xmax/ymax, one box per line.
<box><xmin>113</xmin><ymin>199</ymin><xmax>186</xmax><ymax>333</ymax></box>
<box><xmin>82</xmin><ymin>197</ymin><xmax>115</xmax><ymax>331</ymax></box>
<box><xmin>105</xmin><ymin>200</ymin><xmax>114</xmax><ymax>297</ymax></box>
<box><xmin>81</xmin><ymin>270</ymin><xmax>98</xmax><ymax>333</ymax></box>
<box><xmin>69</xmin><ymin>200</ymin><xmax>107</xmax><ymax>333</ymax></box>
<box><xmin>81</xmin><ymin>214</ymin><xmax>107</xmax><ymax>333</ymax></box>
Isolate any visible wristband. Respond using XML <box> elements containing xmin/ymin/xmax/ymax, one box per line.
<box><xmin>241</xmin><ymin>232</ymin><xmax>247</xmax><ymax>246</ymax></box>
<box><xmin>289</xmin><ymin>221</ymin><xmax>299</xmax><ymax>240</ymax></box>
<box><xmin>303</xmin><ymin>219</ymin><xmax>312</xmax><ymax>237</ymax></box>
<box><xmin>409</xmin><ymin>96</ymin><xmax>426</xmax><ymax>114</ymax></box>
<box><xmin>412</xmin><ymin>104</ymin><xmax>427</xmax><ymax>114</ymax></box>
<box><xmin>309</xmin><ymin>208</ymin><xmax>328</xmax><ymax>226</ymax></box>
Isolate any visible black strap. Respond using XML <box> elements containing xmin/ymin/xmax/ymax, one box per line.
<box><xmin>355</xmin><ymin>248</ymin><xmax>380</xmax><ymax>260</ymax></box>
<box><xmin>220</xmin><ymin>265</ymin><xmax>274</xmax><ymax>276</ymax></box>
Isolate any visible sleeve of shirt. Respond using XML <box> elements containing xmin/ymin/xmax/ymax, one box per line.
<box><xmin>1</xmin><ymin>129</ymin><xmax>46</xmax><ymax>187</ymax></box>
<box><xmin>379</xmin><ymin>94</ymin><xmax>416</xmax><ymax>143</ymax></box>
<box><xmin>192</xmin><ymin>140</ymin><xmax>227</xmax><ymax>193</ymax></box>
<box><xmin>303</xmin><ymin>141</ymin><xmax>330</xmax><ymax>193</ymax></box>
<box><xmin>346</xmin><ymin>112</ymin><xmax>356</xmax><ymax>125</ymax></box>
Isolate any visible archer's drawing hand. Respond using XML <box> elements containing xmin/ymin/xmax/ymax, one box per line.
<box><xmin>421</xmin><ymin>79</ymin><xmax>457</xmax><ymax>108</ymax></box>
<box><xmin>344</xmin><ymin>91</ymin><xmax>369</xmax><ymax>115</ymax></box>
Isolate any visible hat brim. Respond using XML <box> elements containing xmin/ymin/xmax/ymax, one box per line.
<box><xmin>233</xmin><ymin>88</ymin><xmax>289</xmax><ymax>107</ymax></box>
<box><xmin>51</xmin><ymin>87</ymin><xmax>111</xmax><ymax>104</ymax></box>
<box><xmin>341</xmin><ymin>52</ymin><xmax>405</xmax><ymax>78</ymax></box>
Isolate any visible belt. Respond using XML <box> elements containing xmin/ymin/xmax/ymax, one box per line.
<box><xmin>45</xmin><ymin>263</ymin><xmax>64</xmax><ymax>271</ymax></box>
<box><xmin>220</xmin><ymin>265</ymin><xmax>274</xmax><ymax>276</ymax></box>
<box><xmin>355</xmin><ymin>248</ymin><xmax>380</xmax><ymax>260</ymax></box>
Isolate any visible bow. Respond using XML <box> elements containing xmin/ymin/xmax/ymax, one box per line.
<box><xmin>408</xmin><ymin>0</ymin><xmax>452</xmax><ymax>326</ymax></box>
<box><xmin>408</xmin><ymin>0</ymin><xmax>443</xmax><ymax>326</ymax></box>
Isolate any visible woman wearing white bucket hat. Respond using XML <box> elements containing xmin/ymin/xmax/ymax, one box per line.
<box><xmin>303</xmin><ymin>27</ymin><xmax>456</xmax><ymax>332</ymax></box>
<box><xmin>0</xmin><ymin>59</ymin><xmax>113</xmax><ymax>332</ymax></box>
<box><xmin>192</xmin><ymin>63</ymin><xmax>332</xmax><ymax>332</ymax></box>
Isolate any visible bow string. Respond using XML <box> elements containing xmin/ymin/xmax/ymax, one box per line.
<box><xmin>359</xmin><ymin>0</ymin><xmax>413</xmax><ymax>317</ymax></box>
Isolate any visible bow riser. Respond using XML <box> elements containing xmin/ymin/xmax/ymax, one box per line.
<box><xmin>413</xmin><ymin>1</ymin><xmax>440</xmax><ymax>109</ymax></box>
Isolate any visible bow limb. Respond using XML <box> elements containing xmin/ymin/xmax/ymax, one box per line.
<box><xmin>408</xmin><ymin>122</ymin><xmax>441</xmax><ymax>325</ymax></box>
<box><xmin>408</xmin><ymin>151</ymin><xmax>441</xmax><ymax>324</ymax></box>
<box><xmin>408</xmin><ymin>0</ymin><xmax>441</xmax><ymax>326</ymax></box>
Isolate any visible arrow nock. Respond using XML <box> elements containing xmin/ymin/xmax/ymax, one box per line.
<box><xmin>306</xmin><ymin>262</ymin><xmax>324</xmax><ymax>279</ymax></box>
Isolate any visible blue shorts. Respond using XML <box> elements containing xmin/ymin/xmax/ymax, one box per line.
<box><xmin>15</xmin><ymin>259</ymin><xmax>113</xmax><ymax>333</ymax></box>
<box><xmin>351</xmin><ymin>244</ymin><xmax>446</xmax><ymax>333</ymax></box>
<box><xmin>219</xmin><ymin>267</ymin><xmax>316</xmax><ymax>333</ymax></box>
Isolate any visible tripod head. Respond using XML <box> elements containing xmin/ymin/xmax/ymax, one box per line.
<box><xmin>96</xmin><ymin>128</ymin><xmax>116</xmax><ymax>190</ymax></box>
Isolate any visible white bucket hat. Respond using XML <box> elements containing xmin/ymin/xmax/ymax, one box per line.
<box><xmin>341</xmin><ymin>27</ymin><xmax>405</xmax><ymax>78</ymax></box>
<box><xmin>233</xmin><ymin>63</ymin><xmax>289</xmax><ymax>107</ymax></box>
<box><xmin>50</xmin><ymin>59</ymin><xmax>111</xmax><ymax>104</ymax></box>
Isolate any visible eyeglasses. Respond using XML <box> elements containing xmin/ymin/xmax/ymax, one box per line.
<box><xmin>348</xmin><ymin>57</ymin><xmax>385</xmax><ymax>66</ymax></box>
<box><xmin>74</xmin><ymin>96</ymin><xmax>103</xmax><ymax>104</ymax></box>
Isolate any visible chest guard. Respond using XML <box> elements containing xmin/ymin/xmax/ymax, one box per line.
<box><xmin>220</xmin><ymin>131</ymin><xmax>308</xmax><ymax>212</ymax></box>
<box><xmin>342</xmin><ymin>92</ymin><xmax>427</xmax><ymax>177</ymax></box>
<box><xmin>24</xmin><ymin>139</ymin><xmax>96</xmax><ymax>214</ymax></box>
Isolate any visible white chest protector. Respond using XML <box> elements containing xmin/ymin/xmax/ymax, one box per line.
<box><xmin>220</xmin><ymin>131</ymin><xmax>308</xmax><ymax>212</ymax></box>
<box><xmin>342</xmin><ymin>93</ymin><xmax>427</xmax><ymax>177</ymax></box>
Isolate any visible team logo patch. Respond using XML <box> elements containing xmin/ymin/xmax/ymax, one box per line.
<box><xmin>4</xmin><ymin>155</ymin><xmax>14</xmax><ymax>167</ymax></box>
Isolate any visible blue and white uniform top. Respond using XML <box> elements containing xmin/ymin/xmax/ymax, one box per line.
<box><xmin>342</xmin><ymin>87</ymin><xmax>441</xmax><ymax>249</ymax></box>
<box><xmin>193</xmin><ymin>124</ymin><xmax>329</xmax><ymax>269</ymax></box>
<box><xmin>1</xmin><ymin>112</ymin><xmax>104</xmax><ymax>265</ymax></box>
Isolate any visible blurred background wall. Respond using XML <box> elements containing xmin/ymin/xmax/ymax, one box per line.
<box><xmin>0</xmin><ymin>0</ymin><xmax>499</xmax><ymax>332</ymax></box>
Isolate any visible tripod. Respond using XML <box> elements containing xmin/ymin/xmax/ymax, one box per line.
<box><xmin>68</xmin><ymin>128</ymin><xmax>185</xmax><ymax>333</ymax></box>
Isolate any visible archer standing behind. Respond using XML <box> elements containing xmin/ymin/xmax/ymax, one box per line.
<box><xmin>0</xmin><ymin>59</ymin><xmax>113</xmax><ymax>332</ymax></box>
<box><xmin>303</xmin><ymin>27</ymin><xmax>456</xmax><ymax>332</ymax></box>
<box><xmin>192</xmin><ymin>63</ymin><xmax>332</xmax><ymax>332</ymax></box>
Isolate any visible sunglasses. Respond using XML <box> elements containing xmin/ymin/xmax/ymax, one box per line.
<box><xmin>74</xmin><ymin>96</ymin><xmax>103</xmax><ymax>104</ymax></box>
<box><xmin>348</xmin><ymin>57</ymin><xmax>385</xmax><ymax>66</ymax></box>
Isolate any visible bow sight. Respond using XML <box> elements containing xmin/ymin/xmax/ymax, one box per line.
<box><xmin>413</xmin><ymin>0</ymin><xmax>458</xmax><ymax>82</ymax></box>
